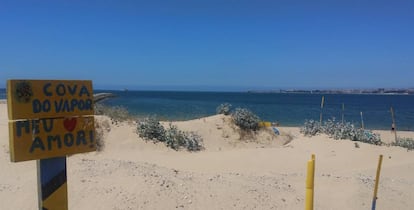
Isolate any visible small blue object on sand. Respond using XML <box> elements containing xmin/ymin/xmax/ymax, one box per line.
<box><xmin>272</xmin><ymin>127</ymin><xmax>280</xmax><ymax>135</ymax></box>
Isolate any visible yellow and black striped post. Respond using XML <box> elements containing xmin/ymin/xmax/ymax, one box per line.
<box><xmin>37</xmin><ymin>157</ymin><xmax>68</xmax><ymax>210</ymax></box>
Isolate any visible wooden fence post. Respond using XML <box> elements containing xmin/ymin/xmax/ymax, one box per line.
<box><xmin>390</xmin><ymin>107</ymin><xmax>397</xmax><ymax>142</ymax></box>
<box><xmin>372</xmin><ymin>155</ymin><xmax>383</xmax><ymax>210</ymax></box>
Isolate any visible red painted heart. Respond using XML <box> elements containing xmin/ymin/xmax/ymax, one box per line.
<box><xmin>63</xmin><ymin>118</ymin><xmax>77</xmax><ymax>132</ymax></box>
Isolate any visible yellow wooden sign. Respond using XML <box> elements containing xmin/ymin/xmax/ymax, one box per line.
<box><xmin>7</xmin><ymin>80</ymin><xmax>94</xmax><ymax>120</ymax></box>
<box><xmin>7</xmin><ymin>79</ymin><xmax>96</xmax><ymax>210</ymax></box>
<box><xmin>9</xmin><ymin>116</ymin><xmax>95</xmax><ymax>162</ymax></box>
<box><xmin>7</xmin><ymin>79</ymin><xmax>96</xmax><ymax>162</ymax></box>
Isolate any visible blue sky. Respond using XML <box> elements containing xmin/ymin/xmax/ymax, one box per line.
<box><xmin>1</xmin><ymin>0</ymin><xmax>413</xmax><ymax>91</ymax></box>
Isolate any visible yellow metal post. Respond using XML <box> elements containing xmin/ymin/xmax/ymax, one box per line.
<box><xmin>371</xmin><ymin>155</ymin><xmax>383</xmax><ymax>210</ymax></box>
<box><xmin>305</xmin><ymin>154</ymin><xmax>315</xmax><ymax>210</ymax></box>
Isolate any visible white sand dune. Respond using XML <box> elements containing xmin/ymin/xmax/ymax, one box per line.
<box><xmin>1</xmin><ymin>102</ymin><xmax>414</xmax><ymax>209</ymax></box>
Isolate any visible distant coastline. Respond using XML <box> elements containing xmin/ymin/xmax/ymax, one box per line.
<box><xmin>248</xmin><ymin>88</ymin><xmax>414</xmax><ymax>95</ymax></box>
<box><xmin>2</xmin><ymin>87</ymin><xmax>414</xmax><ymax>96</ymax></box>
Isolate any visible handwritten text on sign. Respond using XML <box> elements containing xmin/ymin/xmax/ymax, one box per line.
<box><xmin>9</xmin><ymin>117</ymin><xmax>95</xmax><ymax>162</ymax></box>
<box><xmin>7</xmin><ymin>80</ymin><xmax>94</xmax><ymax>120</ymax></box>
<box><xmin>7</xmin><ymin>80</ymin><xmax>96</xmax><ymax>162</ymax></box>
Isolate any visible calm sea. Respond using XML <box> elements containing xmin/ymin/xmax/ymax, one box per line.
<box><xmin>1</xmin><ymin>89</ymin><xmax>414</xmax><ymax>130</ymax></box>
<box><xmin>97</xmin><ymin>90</ymin><xmax>414</xmax><ymax>131</ymax></box>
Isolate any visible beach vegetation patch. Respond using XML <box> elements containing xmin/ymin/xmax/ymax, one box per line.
<box><xmin>137</xmin><ymin>117</ymin><xmax>203</xmax><ymax>151</ymax></box>
<box><xmin>301</xmin><ymin>118</ymin><xmax>382</xmax><ymax>145</ymax></box>
<box><xmin>94</xmin><ymin>118</ymin><xmax>110</xmax><ymax>152</ymax></box>
<box><xmin>216</xmin><ymin>103</ymin><xmax>232</xmax><ymax>115</ymax></box>
<box><xmin>95</xmin><ymin>104</ymin><xmax>130</xmax><ymax>124</ymax></box>
<box><xmin>164</xmin><ymin>124</ymin><xmax>203</xmax><ymax>151</ymax></box>
<box><xmin>392</xmin><ymin>137</ymin><xmax>414</xmax><ymax>150</ymax></box>
<box><xmin>137</xmin><ymin>116</ymin><xmax>166</xmax><ymax>142</ymax></box>
<box><xmin>300</xmin><ymin>119</ymin><xmax>322</xmax><ymax>136</ymax></box>
<box><xmin>231</xmin><ymin>108</ymin><xmax>261</xmax><ymax>131</ymax></box>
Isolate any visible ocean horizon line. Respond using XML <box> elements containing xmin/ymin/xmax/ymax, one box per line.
<box><xmin>2</xmin><ymin>87</ymin><xmax>414</xmax><ymax>95</ymax></box>
<box><xmin>2</xmin><ymin>84</ymin><xmax>414</xmax><ymax>92</ymax></box>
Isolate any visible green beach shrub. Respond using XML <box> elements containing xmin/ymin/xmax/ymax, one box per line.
<box><xmin>216</xmin><ymin>103</ymin><xmax>232</xmax><ymax>115</ymax></box>
<box><xmin>322</xmin><ymin>118</ymin><xmax>338</xmax><ymax>136</ymax></box>
<box><xmin>301</xmin><ymin>119</ymin><xmax>322</xmax><ymax>136</ymax></box>
<box><xmin>137</xmin><ymin>116</ymin><xmax>166</xmax><ymax>142</ymax></box>
<box><xmin>392</xmin><ymin>137</ymin><xmax>414</xmax><ymax>150</ymax></box>
<box><xmin>352</xmin><ymin>129</ymin><xmax>381</xmax><ymax>145</ymax></box>
<box><xmin>137</xmin><ymin>117</ymin><xmax>203</xmax><ymax>151</ymax></box>
<box><xmin>301</xmin><ymin>118</ymin><xmax>382</xmax><ymax>145</ymax></box>
<box><xmin>164</xmin><ymin>124</ymin><xmax>203</xmax><ymax>151</ymax></box>
<box><xmin>185</xmin><ymin>132</ymin><xmax>204</xmax><ymax>151</ymax></box>
<box><xmin>231</xmin><ymin>108</ymin><xmax>261</xmax><ymax>131</ymax></box>
<box><xmin>164</xmin><ymin>124</ymin><xmax>185</xmax><ymax>150</ymax></box>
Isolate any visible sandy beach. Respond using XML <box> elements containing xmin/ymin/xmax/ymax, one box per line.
<box><xmin>1</xmin><ymin>101</ymin><xmax>414</xmax><ymax>210</ymax></box>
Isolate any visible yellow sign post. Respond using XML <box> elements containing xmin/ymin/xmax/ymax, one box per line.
<box><xmin>7</xmin><ymin>79</ymin><xmax>96</xmax><ymax>210</ymax></box>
